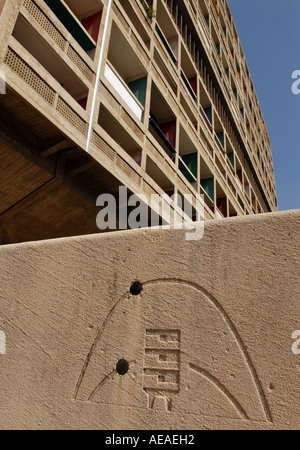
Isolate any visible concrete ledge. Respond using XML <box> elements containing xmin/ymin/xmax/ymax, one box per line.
<box><xmin>0</xmin><ymin>210</ymin><xmax>299</xmax><ymax>429</ymax></box>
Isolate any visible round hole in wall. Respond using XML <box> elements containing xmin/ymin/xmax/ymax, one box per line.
<box><xmin>130</xmin><ymin>281</ymin><xmax>143</xmax><ymax>296</ymax></box>
<box><xmin>116</xmin><ymin>359</ymin><xmax>129</xmax><ymax>376</ymax></box>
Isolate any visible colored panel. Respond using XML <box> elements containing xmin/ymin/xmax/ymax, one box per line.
<box><xmin>155</xmin><ymin>23</ymin><xmax>177</xmax><ymax>63</ymax></box>
<box><xmin>44</xmin><ymin>0</ymin><xmax>96</xmax><ymax>52</ymax></box>
<box><xmin>204</xmin><ymin>106</ymin><xmax>212</xmax><ymax>124</ymax></box>
<box><xmin>181</xmin><ymin>70</ymin><xmax>197</xmax><ymax>101</ymax></box>
<box><xmin>216</xmin><ymin>131</ymin><xmax>224</xmax><ymax>148</ymax></box>
<box><xmin>201</xmin><ymin>177</ymin><xmax>214</xmax><ymax>201</ymax></box>
<box><xmin>160</xmin><ymin>120</ymin><xmax>176</xmax><ymax>149</ymax></box>
<box><xmin>217</xmin><ymin>197</ymin><xmax>227</xmax><ymax>217</ymax></box>
<box><xmin>149</xmin><ymin>117</ymin><xmax>176</xmax><ymax>155</ymax></box>
<box><xmin>82</xmin><ymin>11</ymin><xmax>102</xmax><ymax>43</ymax></box>
<box><xmin>77</xmin><ymin>97</ymin><xmax>87</xmax><ymax>110</ymax></box>
<box><xmin>188</xmin><ymin>76</ymin><xmax>197</xmax><ymax>96</ymax></box>
<box><xmin>236</xmin><ymin>169</ymin><xmax>243</xmax><ymax>183</ymax></box>
<box><xmin>227</xmin><ymin>152</ymin><xmax>235</xmax><ymax>168</ymax></box>
<box><xmin>105</xmin><ymin>64</ymin><xmax>143</xmax><ymax>120</ymax></box>
<box><xmin>180</xmin><ymin>153</ymin><xmax>197</xmax><ymax>183</ymax></box>
<box><xmin>128</xmin><ymin>77</ymin><xmax>147</xmax><ymax>107</ymax></box>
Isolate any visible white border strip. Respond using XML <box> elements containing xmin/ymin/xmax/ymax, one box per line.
<box><xmin>86</xmin><ymin>0</ymin><xmax>114</xmax><ymax>153</ymax></box>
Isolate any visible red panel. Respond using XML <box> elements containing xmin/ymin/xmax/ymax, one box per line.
<box><xmin>82</xmin><ymin>11</ymin><xmax>102</xmax><ymax>43</ymax></box>
<box><xmin>217</xmin><ymin>198</ymin><xmax>227</xmax><ymax>217</ymax></box>
<box><xmin>188</xmin><ymin>76</ymin><xmax>197</xmax><ymax>96</ymax></box>
<box><xmin>236</xmin><ymin>169</ymin><xmax>243</xmax><ymax>183</ymax></box>
<box><xmin>160</xmin><ymin>120</ymin><xmax>176</xmax><ymax>148</ymax></box>
<box><xmin>166</xmin><ymin>190</ymin><xmax>174</xmax><ymax>197</ymax></box>
<box><xmin>77</xmin><ymin>97</ymin><xmax>87</xmax><ymax>110</ymax></box>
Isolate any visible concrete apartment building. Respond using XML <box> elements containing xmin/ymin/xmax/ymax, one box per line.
<box><xmin>1</xmin><ymin>1</ymin><xmax>300</xmax><ymax>432</ymax></box>
<box><xmin>0</xmin><ymin>0</ymin><xmax>278</xmax><ymax>244</ymax></box>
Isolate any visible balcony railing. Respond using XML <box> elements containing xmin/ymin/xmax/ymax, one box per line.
<box><xmin>3</xmin><ymin>35</ymin><xmax>88</xmax><ymax>147</ymax></box>
<box><xmin>180</xmin><ymin>70</ymin><xmax>197</xmax><ymax>102</ymax></box>
<box><xmin>149</xmin><ymin>115</ymin><xmax>177</xmax><ymax>156</ymax></box>
<box><xmin>43</xmin><ymin>0</ymin><xmax>97</xmax><ymax>53</ymax></box>
<box><xmin>22</xmin><ymin>0</ymin><xmax>94</xmax><ymax>83</ymax></box>
<box><xmin>155</xmin><ymin>23</ymin><xmax>177</xmax><ymax>64</ymax></box>
<box><xmin>104</xmin><ymin>62</ymin><xmax>144</xmax><ymax>122</ymax></box>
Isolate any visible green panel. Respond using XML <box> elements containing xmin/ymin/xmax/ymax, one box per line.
<box><xmin>128</xmin><ymin>77</ymin><xmax>147</xmax><ymax>107</ymax></box>
<box><xmin>179</xmin><ymin>153</ymin><xmax>197</xmax><ymax>183</ymax></box>
<box><xmin>155</xmin><ymin>24</ymin><xmax>177</xmax><ymax>63</ymax></box>
<box><xmin>44</xmin><ymin>0</ymin><xmax>96</xmax><ymax>52</ymax></box>
<box><xmin>216</xmin><ymin>131</ymin><xmax>224</xmax><ymax>148</ymax></box>
<box><xmin>227</xmin><ymin>152</ymin><xmax>235</xmax><ymax>168</ymax></box>
<box><xmin>201</xmin><ymin>177</ymin><xmax>214</xmax><ymax>201</ymax></box>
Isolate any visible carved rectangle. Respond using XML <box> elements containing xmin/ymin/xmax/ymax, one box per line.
<box><xmin>143</xmin><ymin>329</ymin><xmax>180</xmax><ymax>395</ymax></box>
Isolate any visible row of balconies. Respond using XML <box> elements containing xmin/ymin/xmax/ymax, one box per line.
<box><xmin>165</xmin><ymin>0</ymin><xmax>276</xmax><ymax>210</ymax></box>
<box><xmin>208</xmin><ymin>0</ymin><xmax>276</xmax><ymax>195</ymax></box>
<box><xmin>1</xmin><ymin>0</ymin><xmax>273</xmax><ymax>222</ymax></box>
<box><xmin>1</xmin><ymin>0</ymin><xmax>210</xmax><ymax>224</ymax></box>
<box><xmin>110</xmin><ymin>0</ymin><xmax>269</xmax><ymax>216</ymax></box>
<box><xmin>176</xmin><ymin>0</ymin><xmax>276</xmax><ymax>203</ymax></box>
<box><xmin>98</xmin><ymin>1</ymin><xmax>258</xmax><ymax>217</ymax></box>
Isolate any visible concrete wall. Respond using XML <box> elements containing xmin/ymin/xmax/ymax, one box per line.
<box><xmin>0</xmin><ymin>0</ymin><xmax>6</xmax><ymax>16</ymax></box>
<box><xmin>0</xmin><ymin>210</ymin><xmax>299</xmax><ymax>429</ymax></box>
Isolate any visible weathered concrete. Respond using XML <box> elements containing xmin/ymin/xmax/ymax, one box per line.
<box><xmin>0</xmin><ymin>210</ymin><xmax>299</xmax><ymax>430</ymax></box>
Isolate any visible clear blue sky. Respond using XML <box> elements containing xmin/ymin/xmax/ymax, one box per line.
<box><xmin>228</xmin><ymin>0</ymin><xmax>300</xmax><ymax>211</ymax></box>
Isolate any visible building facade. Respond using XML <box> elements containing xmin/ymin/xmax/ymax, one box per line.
<box><xmin>0</xmin><ymin>0</ymin><xmax>277</xmax><ymax>244</ymax></box>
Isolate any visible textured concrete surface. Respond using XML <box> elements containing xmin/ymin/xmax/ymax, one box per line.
<box><xmin>0</xmin><ymin>210</ymin><xmax>299</xmax><ymax>430</ymax></box>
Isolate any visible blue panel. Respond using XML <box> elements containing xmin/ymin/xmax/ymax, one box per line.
<box><xmin>204</xmin><ymin>106</ymin><xmax>212</xmax><ymax>124</ymax></box>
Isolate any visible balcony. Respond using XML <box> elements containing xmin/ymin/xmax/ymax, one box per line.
<box><xmin>155</xmin><ymin>23</ymin><xmax>178</xmax><ymax>65</ymax></box>
<box><xmin>12</xmin><ymin>12</ymin><xmax>90</xmax><ymax>107</ymax></box>
<box><xmin>149</xmin><ymin>82</ymin><xmax>177</xmax><ymax>157</ymax></box>
<box><xmin>3</xmin><ymin>33</ymin><xmax>89</xmax><ymax>150</ymax></box>
<box><xmin>44</xmin><ymin>0</ymin><xmax>103</xmax><ymax>55</ymax></box>
<box><xmin>104</xmin><ymin>62</ymin><xmax>144</xmax><ymax>121</ymax></box>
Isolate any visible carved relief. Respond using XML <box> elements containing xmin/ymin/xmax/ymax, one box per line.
<box><xmin>74</xmin><ymin>278</ymin><xmax>272</xmax><ymax>424</ymax></box>
<box><xmin>143</xmin><ymin>329</ymin><xmax>180</xmax><ymax>411</ymax></box>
